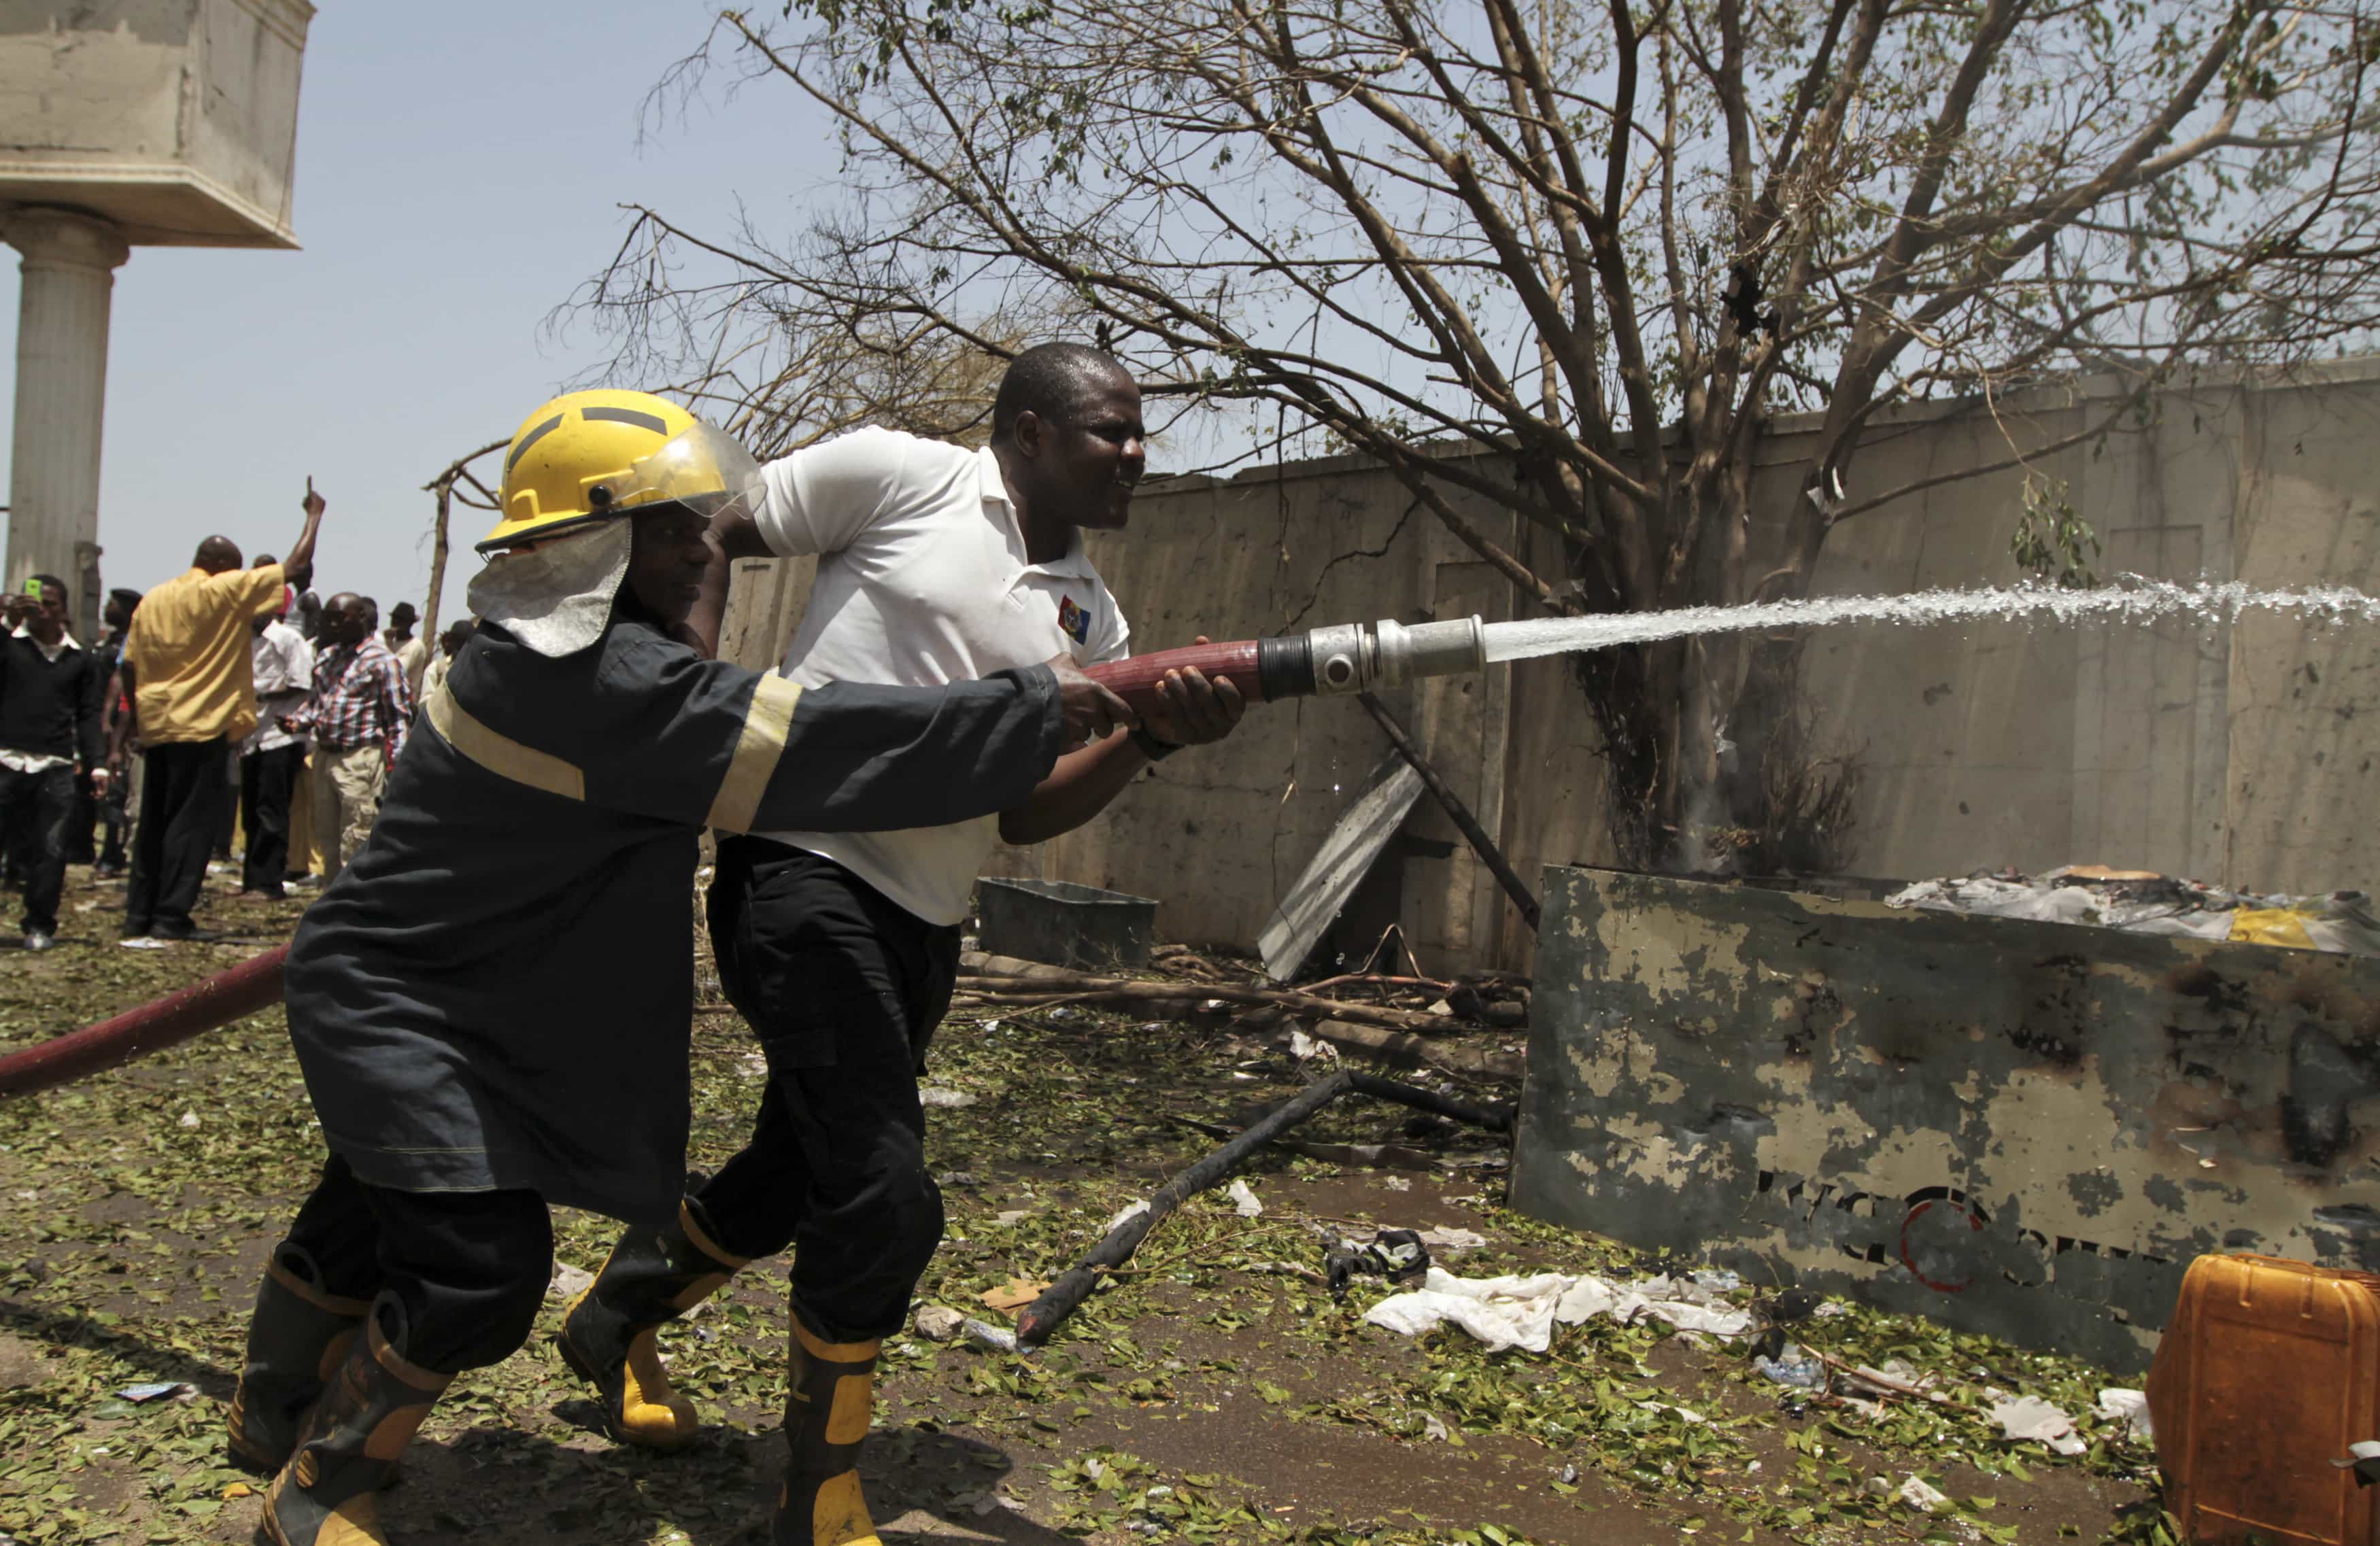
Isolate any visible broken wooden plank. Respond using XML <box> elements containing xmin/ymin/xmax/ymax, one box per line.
<box><xmin>1257</xmin><ymin>753</ymin><xmax>1426</xmax><ymax>981</ymax></box>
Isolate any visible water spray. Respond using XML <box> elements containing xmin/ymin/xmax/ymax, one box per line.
<box><xmin>1087</xmin><ymin>578</ymin><xmax>2380</xmax><ymax>713</ymax></box>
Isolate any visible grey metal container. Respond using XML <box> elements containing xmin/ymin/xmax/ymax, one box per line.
<box><xmin>976</xmin><ymin>878</ymin><xmax>1158</xmax><ymax>970</ymax></box>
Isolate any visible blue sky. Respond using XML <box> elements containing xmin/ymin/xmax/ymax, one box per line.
<box><xmin>0</xmin><ymin>2</ymin><xmax>837</xmax><ymax>614</ymax></box>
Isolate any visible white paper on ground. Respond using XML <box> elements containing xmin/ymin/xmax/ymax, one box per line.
<box><xmin>1895</xmin><ymin>1476</ymin><xmax>1949</xmax><ymax>1512</ymax></box>
<box><xmin>1225</xmin><ymin>1178</ymin><xmax>1263</xmax><ymax>1218</ymax></box>
<box><xmin>1991</xmin><ymin>1393</ymin><xmax>2088</xmax><ymax>1455</ymax></box>
<box><xmin>2095</xmin><ymin>1388</ymin><xmax>2154</xmax><ymax>1443</ymax></box>
<box><xmin>1416</xmin><ymin>1226</ymin><xmax>1488</xmax><ymax>1252</ymax></box>
<box><xmin>1363</xmin><ymin>1266</ymin><xmax>1752</xmax><ymax>1353</ymax></box>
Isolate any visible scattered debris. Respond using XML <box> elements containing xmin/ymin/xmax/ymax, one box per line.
<box><xmin>112</xmin><ymin>1382</ymin><xmax>191</xmax><ymax>1403</ymax></box>
<box><xmin>1223</xmin><ymin>1178</ymin><xmax>1263</xmax><ymax>1217</ymax></box>
<box><xmin>1363</xmin><ymin>1267</ymin><xmax>1755</xmax><ymax>1354</ymax></box>
<box><xmin>2096</xmin><ymin>1387</ymin><xmax>2154</xmax><ymax>1443</ymax></box>
<box><xmin>1751</xmin><ymin>1343</ymin><xmax>1825</xmax><ymax>1389</ymax></box>
<box><xmin>547</xmin><ymin>1261</ymin><xmax>594</xmax><ymax>1301</ymax></box>
<box><xmin>1989</xmin><ymin>1392</ymin><xmax>2088</xmax><ymax>1455</ymax></box>
<box><xmin>913</xmin><ymin>1305</ymin><xmax>966</xmax><ymax>1342</ymax></box>
<box><xmin>1286</xmin><ymin>1027</ymin><xmax>1336</xmax><ymax>1063</ymax></box>
<box><xmin>961</xmin><ymin>1318</ymin><xmax>1021</xmax><ymax>1354</ymax></box>
<box><xmin>1104</xmin><ymin>1199</ymin><xmax>1151</xmax><ymax>1233</ymax></box>
<box><xmin>919</xmin><ymin>1086</ymin><xmax>978</xmax><ymax>1109</ymax></box>
<box><xmin>1016</xmin><ymin>1069</ymin><xmax>1512</xmax><ymax>1347</ymax></box>
<box><xmin>1414</xmin><ymin>1225</ymin><xmax>1486</xmax><ymax>1253</ymax></box>
<box><xmin>979</xmin><ymin>1277</ymin><xmax>1051</xmax><ymax>1314</ymax></box>
<box><xmin>175</xmin><ymin>1111</ymin><xmax>198</xmax><ymax>1129</ymax></box>
<box><xmin>1323</xmin><ymin>1229</ymin><xmax>1429</xmax><ymax>1297</ymax></box>
<box><xmin>1893</xmin><ymin>1475</ymin><xmax>1950</xmax><ymax>1512</ymax></box>
<box><xmin>1888</xmin><ymin>866</ymin><xmax>2380</xmax><ymax>954</ymax></box>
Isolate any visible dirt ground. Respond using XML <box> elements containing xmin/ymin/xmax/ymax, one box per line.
<box><xmin>0</xmin><ymin>865</ymin><xmax>2171</xmax><ymax>1545</ymax></box>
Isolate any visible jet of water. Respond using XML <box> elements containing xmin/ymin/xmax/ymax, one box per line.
<box><xmin>1479</xmin><ymin>578</ymin><xmax>2380</xmax><ymax>664</ymax></box>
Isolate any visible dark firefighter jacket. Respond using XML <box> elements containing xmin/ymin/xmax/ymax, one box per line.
<box><xmin>283</xmin><ymin>602</ymin><xmax>1061</xmax><ymax>1229</ymax></box>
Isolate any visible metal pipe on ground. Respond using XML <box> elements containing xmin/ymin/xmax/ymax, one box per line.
<box><xmin>0</xmin><ymin>945</ymin><xmax>288</xmax><ymax>1099</ymax></box>
<box><xmin>1012</xmin><ymin>1069</ymin><xmax>1511</xmax><ymax>1347</ymax></box>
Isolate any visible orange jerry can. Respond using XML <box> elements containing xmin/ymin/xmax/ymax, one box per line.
<box><xmin>2146</xmin><ymin>1253</ymin><xmax>2380</xmax><ymax>1545</ymax></box>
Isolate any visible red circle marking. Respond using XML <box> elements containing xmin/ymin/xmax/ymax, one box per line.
<box><xmin>1899</xmin><ymin>1198</ymin><xmax>1984</xmax><ymax>1293</ymax></box>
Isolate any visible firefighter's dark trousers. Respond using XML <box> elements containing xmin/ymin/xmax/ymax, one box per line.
<box><xmin>275</xmin><ymin>1154</ymin><xmax>552</xmax><ymax>1374</ymax></box>
<box><xmin>690</xmin><ymin>838</ymin><xmax>961</xmax><ymax>1343</ymax></box>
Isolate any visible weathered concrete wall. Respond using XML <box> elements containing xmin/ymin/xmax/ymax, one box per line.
<box><xmin>1510</xmin><ymin>866</ymin><xmax>2380</xmax><ymax>1373</ymax></box>
<box><xmin>719</xmin><ymin>360</ymin><xmax>2380</xmax><ymax>973</ymax></box>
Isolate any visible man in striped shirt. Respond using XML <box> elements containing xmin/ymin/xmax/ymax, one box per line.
<box><xmin>288</xmin><ymin>594</ymin><xmax>413</xmax><ymax>883</ymax></box>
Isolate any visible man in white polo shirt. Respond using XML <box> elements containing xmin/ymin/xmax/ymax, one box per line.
<box><xmin>561</xmin><ymin>344</ymin><xmax>1244</xmax><ymax>1546</ymax></box>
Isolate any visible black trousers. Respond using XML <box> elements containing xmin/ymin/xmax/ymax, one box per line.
<box><xmin>65</xmin><ymin>772</ymin><xmax>95</xmax><ymax>866</ymax></box>
<box><xmin>240</xmin><ymin>744</ymin><xmax>302</xmax><ymax>897</ymax></box>
<box><xmin>277</xmin><ymin>1154</ymin><xmax>553</xmax><ymax>1375</ymax></box>
<box><xmin>126</xmin><ymin>738</ymin><xmax>230</xmax><ymax>936</ymax></box>
<box><xmin>97</xmin><ymin>764</ymin><xmax>129</xmax><ymax>870</ymax></box>
<box><xmin>0</xmin><ymin>763</ymin><xmax>75</xmax><ymax>935</ymax></box>
<box><xmin>692</xmin><ymin>840</ymin><xmax>962</xmax><ymax>1343</ymax></box>
<box><xmin>211</xmin><ymin>752</ymin><xmax>238</xmax><ymax>857</ymax></box>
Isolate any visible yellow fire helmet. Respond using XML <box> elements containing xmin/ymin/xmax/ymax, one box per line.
<box><xmin>478</xmin><ymin>388</ymin><xmax>764</xmax><ymax>554</ymax></box>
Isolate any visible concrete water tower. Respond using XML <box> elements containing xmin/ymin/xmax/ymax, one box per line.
<box><xmin>0</xmin><ymin>1</ymin><xmax>313</xmax><ymax>638</ymax></box>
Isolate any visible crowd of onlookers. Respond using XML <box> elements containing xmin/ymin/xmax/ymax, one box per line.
<box><xmin>0</xmin><ymin>486</ymin><xmax>474</xmax><ymax>948</ymax></box>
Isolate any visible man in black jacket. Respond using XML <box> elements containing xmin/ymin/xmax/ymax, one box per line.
<box><xmin>229</xmin><ymin>391</ymin><xmax>1134</xmax><ymax>1546</ymax></box>
<box><xmin>0</xmin><ymin>573</ymin><xmax>108</xmax><ymax>950</ymax></box>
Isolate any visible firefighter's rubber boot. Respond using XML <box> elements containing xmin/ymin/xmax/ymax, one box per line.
<box><xmin>258</xmin><ymin>1294</ymin><xmax>452</xmax><ymax>1546</ymax></box>
<box><xmin>770</xmin><ymin>1323</ymin><xmax>885</xmax><ymax>1546</ymax></box>
<box><xmin>226</xmin><ymin>1243</ymin><xmax>371</xmax><ymax>1476</ymax></box>
<box><xmin>556</xmin><ymin>1198</ymin><xmax>751</xmax><ymax>1450</ymax></box>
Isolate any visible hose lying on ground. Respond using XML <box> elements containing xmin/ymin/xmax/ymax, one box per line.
<box><xmin>0</xmin><ymin>945</ymin><xmax>289</xmax><ymax>1099</ymax></box>
<box><xmin>1013</xmin><ymin>1069</ymin><xmax>1513</xmax><ymax>1347</ymax></box>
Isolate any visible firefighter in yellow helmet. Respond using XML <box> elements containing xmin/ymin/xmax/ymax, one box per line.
<box><xmin>226</xmin><ymin>390</ymin><xmax>1134</xmax><ymax>1546</ymax></box>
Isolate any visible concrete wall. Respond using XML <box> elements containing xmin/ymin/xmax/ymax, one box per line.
<box><xmin>719</xmin><ymin>359</ymin><xmax>2380</xmax><ymax>973</ymax></box>
<box><xmin>0</xmin><ymin>0</ymin><xmax>313</xmax><ymax>247</ymax></box>
<box><xmin>1511</xmin><ymin>866</ymin><xmax>2380</xmax><ymax>1373</ymax></box>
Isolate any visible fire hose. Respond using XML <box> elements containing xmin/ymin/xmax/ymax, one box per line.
<box><xmin>0</xmin><ymin>944</ymin><xmax>287</xmax><ymax>1099</ymax></box>
<box><xmin>0</xmin><ymin>617</ymin><xmax>1495</xmax><ymax>1100</ymax></box>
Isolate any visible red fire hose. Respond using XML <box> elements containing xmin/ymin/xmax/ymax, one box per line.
<box><xmin>0</xmin><ymin>944</ymin><xmax>288</xmax><ymax>1099</ymax></box>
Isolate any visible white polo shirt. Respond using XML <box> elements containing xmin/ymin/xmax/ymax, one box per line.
<box><xmin>751</xmin><ymin>426</ymin><xmax>1130</xmax><ymax>925</ymax></box>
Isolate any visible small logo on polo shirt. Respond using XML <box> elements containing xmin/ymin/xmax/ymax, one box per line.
<box><xmin>1057</xmin><ymin>594</ymin><xmax>1090</xmax><ymax>645</ymax></box>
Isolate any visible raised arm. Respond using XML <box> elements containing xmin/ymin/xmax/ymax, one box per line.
<box><xmin>282</xmin><ymin>480</ymin><xmax>326</xmax><ymax>591</ymax></box>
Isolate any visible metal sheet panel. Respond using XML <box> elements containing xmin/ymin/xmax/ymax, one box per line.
<box><xmin>1512</xmin><ymin>866</ymin><xmax>2380</xmax><ymax>1373</ymax></box>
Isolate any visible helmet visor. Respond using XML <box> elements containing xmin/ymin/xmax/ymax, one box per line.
<box><xmin>611</xmin><ymin>421</ymin><xmax>765</xmax><ymax>521</ymax></box>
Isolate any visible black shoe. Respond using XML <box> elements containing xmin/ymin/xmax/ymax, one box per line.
<box><xmin>260</xmin><ymin>1295</ymin><xmax>450</xmax><ymax>1546</ymax></box>
<box><xmin>558</xmin><ymin>1199</ymin><xmax>749</xmax><ymax>1450</ymax></box>
<box><xmin>226</xmin><ymin>1245</ymin><xmax>371</xmax><ymax>1477</ymax></box>
<box><xmin>772</xmin><ymin>1324</ymin><xmax>886</xmax><ymax>1546</ymax></box>
<box><xmin>151</xmin><ymin>920</ymin><xmax>197</xmax><ymax>941</ymax></box>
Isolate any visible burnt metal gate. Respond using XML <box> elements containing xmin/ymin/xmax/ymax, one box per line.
<box><xmin>1511</xmin><ymin>867</ymin><xmax>2380</xmax><ymax>1373</ymax></box>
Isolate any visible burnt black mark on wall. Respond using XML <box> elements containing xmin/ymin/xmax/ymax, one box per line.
<box><xmin>2280</xmin><ymin>1023</ymin><xmax>2380</xmax><ymax>1167</ymax></box>
<box><xmin>2067</xmin><ymin>1171</ymin><xmax>2125</xmax><ymax>1216</ymax></box>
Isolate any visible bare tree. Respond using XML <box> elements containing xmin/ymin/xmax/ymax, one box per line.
<box><xmin>577</xmin><ymin>0</ymin><xmax>2380</xmax><ymax>869</ymax></box>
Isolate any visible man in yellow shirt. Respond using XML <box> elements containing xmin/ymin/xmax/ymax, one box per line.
<box><xmin>122</xmin><ymin>483</ymin><xmax>325</xmax><ymax>939</ymax></box>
